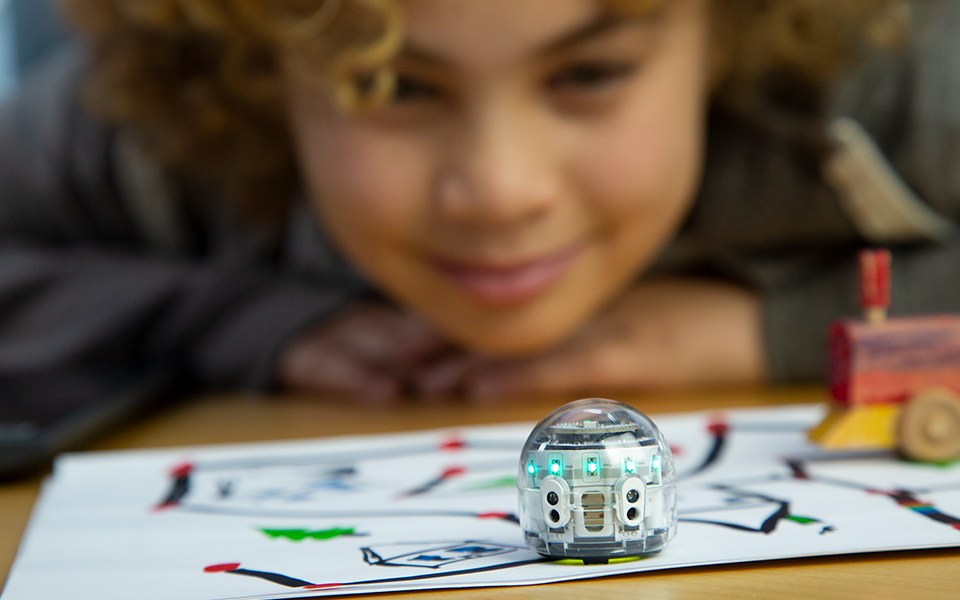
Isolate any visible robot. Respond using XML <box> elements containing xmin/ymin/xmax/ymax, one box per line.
<box><xmin>518</xmin><ymin>398</ymin><xmax>677</xmax><ymax>562</ymax></box>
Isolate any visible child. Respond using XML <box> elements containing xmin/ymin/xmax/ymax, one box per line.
<box><xmin>0</xmin><ymin>0</ymin><xmax>957</xmax><ymax>405</ymax></box>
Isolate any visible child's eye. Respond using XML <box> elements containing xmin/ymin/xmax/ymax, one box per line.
<box><xmin>544</xmin><ymin>61</ymin><xmax>639</xmax><ymax>115</ymax></box>
<box><xmin>364</xmin><ymin>71</ymin><xmax>447</xmax><ymax>125</ymax></box>
<box><xmin>392</xmin><ymin>74</ymin><xmax>444</xmax><ymax>104</ymax></box>
<box><xmin>546</xmin><ymin>61</ymin><xmax>638</xmax><ymax>93</ymax></box>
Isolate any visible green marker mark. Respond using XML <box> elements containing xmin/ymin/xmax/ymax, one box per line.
<box><xmin>786</xmin><ymin>515</ymin><xmax>818</xmax><ymax>525</ymax></box>
<box><xmin>259</xmin><ymin>527</ymin><xmax>359</xmax><ymax>542</ymax></box>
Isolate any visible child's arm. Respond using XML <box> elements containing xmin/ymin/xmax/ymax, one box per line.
<box><xmin>276</xmin><ymin>302</ymin><xmax>448</xmax><ymax>404</ymax></box>
<box><xmin>414</xmin><ymin>278</ymin><xmax>767</xmax><ymax>401</ymax></box>
<box><xmin>0</xmin><ymin>48</ymin><xmax>359</xmax><ymax>396</ymax></box>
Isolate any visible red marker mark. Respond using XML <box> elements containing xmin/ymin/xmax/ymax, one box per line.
<box><xmin>154</xmin><ymin>461</ymin><xmax>193</xmax><ymax>511</ymax></box>
<box><xmin>439</xmin><ymin>437</ymin><xmax>466</xmax><ymax>451</ymax></box>
<box><xmin>440</xmin><ymin>466</ymin><xmax>468</xmax><ymax>479</ymax></box>
<box><xmin>304</xmin><ymin>583</ymin><xmax>344</xmax><ymax>590</ymax></box>
<box><xmin>204</xmin><ymin>563</ymin><xmax>241</xmax><ymax>573</ymax></box>
<box><xmin>683</xmin><ymin>416</ymin><xmax>730</xmax><ymax>477</ymax></box>
<box><xmin>477</xmin><ymin>511</ymin><xmax>521</xmax><ymax>524</ymax></box>
<box><xmin>205</xmin><ymin>564</ymin><xmax>314</xmax><ymax>587</ymax></box>
<box><xmin>707</xmin><ymin>421</ymin><xmax>729</xmax><ymax>436</ymax></box>
<box><xmin>170</xmin><ymin>462</ymin><xmax>194</xmax><ymax>479</ymax></box>
<box><xmin>477</xmin><ymin>512</ymin><xmax>509</xmax><ymax>520</ymax></box>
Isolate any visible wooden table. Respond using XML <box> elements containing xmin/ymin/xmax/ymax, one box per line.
<box><xmin>2</xmin><ymin>387</ymin><xmax>958</xmax><ymax>599</ymax></box>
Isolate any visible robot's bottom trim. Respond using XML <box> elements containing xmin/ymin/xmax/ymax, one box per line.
<box><xmin>525</xmin><ymin>528</ymin><xmax>670</xmax><ymax>560</ymax></box>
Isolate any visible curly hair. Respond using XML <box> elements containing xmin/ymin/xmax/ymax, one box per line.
<box><xmin>56</xmin><ymin>0</ymin><xmax>912</xmax><ymax>224</ymax></box>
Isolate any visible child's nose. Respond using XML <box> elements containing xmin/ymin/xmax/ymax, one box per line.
<box><xmin>434</xmin><ymin>99</ymin><xmax>560</xmax><ymax>227</ymax></box>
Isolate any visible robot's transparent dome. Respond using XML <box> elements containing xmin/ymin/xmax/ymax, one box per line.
<box><xmin>518</xmin><ymin>398</ymin><xmax>677</xmax><ymax>561</ymax></box>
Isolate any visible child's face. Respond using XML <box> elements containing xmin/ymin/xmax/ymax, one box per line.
<box><xmin>284</xmin><ymin>0</ymin><xmax>712</xmax><ymax>355</ymax></box>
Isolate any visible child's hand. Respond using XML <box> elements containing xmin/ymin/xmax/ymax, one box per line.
<box><xmin>277</xmin><ymin>303</ymin><xmax>448</xmax><ymax>405</ymax></box>
<box><xmin>415</xmin><ymin>279</ymin><xmax>768</xmax><ymax>402</ymax></box>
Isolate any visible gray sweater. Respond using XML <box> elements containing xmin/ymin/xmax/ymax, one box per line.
<box><xmin>1</xmin><ymin>1</ymin><xmax>959</xmax><ymax>401</ymax></box>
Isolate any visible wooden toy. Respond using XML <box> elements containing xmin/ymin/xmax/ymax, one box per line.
<box><xmin>808</xmin><ymin>249</ymin><xmax>960</xmax><ymax>462</ymax></box>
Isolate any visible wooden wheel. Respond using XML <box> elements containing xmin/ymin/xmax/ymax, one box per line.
<box><xmin>896</xmin><ymin>389</ymin><xmax>960</xmax><ymax>462</ymax></box>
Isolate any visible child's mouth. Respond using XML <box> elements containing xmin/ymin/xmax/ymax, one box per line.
<box><xmin>432</xmin><ymin>244</ymin><xmax>583</xmax><ymax>308</ymax></box>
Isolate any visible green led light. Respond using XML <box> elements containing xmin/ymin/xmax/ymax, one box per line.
<box><xmin>527</xmin><ymin>462</ymin><xmax>537</xmax><ymax>475</ymax></box>
<box><xmin>624</xmin><ymin>458</ymin><xmax>636</xmax><ymax>473</ymax></box>
<box><xmin>549</xmin><ymin>458</ymin><xmax>562</xmax><ymax>475</ymax></box>
<box><xmin>584</xmin><ymin>456</ymin><xmax>600</xmax><ymax>478</ymax></box>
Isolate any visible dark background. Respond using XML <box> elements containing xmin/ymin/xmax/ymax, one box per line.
<box><xmin>7</xmin><ymin>0</ymin><xmax>68</xmax><ymax>81</ymax></box>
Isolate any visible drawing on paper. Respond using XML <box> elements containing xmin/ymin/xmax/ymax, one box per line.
<box><xmin>146</xmin><ymin>407</ymin><xmax>960</xmax><ymax>596</ymax></box>
<box><xmin>6</xmin><ymin>405</ymin><xmax>960</xmax><ymax>600</ymax></box>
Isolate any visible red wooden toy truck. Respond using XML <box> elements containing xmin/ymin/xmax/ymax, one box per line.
<box><xmin>809</xmin><ymin>249</ymin><xmax>960</xmax><ymax>462</ymax></box>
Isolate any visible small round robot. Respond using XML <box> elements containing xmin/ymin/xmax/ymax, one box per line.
<box><xmin>518</xmin><ymin>398</ymin><xmax>678</xmax><ymax>562</ymax></box>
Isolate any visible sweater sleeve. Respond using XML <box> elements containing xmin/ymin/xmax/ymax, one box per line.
<box><xmin>0</xmin><ymin>48</ymin><xmax>364</xmax><ymax>399</ymax></box>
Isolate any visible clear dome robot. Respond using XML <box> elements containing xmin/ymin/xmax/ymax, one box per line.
<box><xmin>518</xmin><ymin>398</ymin><xmax>678</xmax><ymax>562</ymax></box>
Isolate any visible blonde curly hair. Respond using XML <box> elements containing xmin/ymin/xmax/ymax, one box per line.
<box><xmin>57</xmin><ymin>0</ymin><xmax>911</xmax><ymax>223</ymax></box>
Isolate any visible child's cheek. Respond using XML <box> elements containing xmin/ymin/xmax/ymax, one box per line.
<box><xmin>571</xmin><ymin>112</ymin><xmax>703</xmax><ymax>222</ymax></box>
<box><xmin>569</xmin><ymin>0</ymin><xmax>711</xmax><ymax>221</ymax></box>
<box><xmin>301</xmin><ymin>123</ymin><xmax>434</xmax><ymax>248</ymax></box>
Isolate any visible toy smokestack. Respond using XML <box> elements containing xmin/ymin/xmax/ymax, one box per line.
<box><xmin>859</xmin><ymin>249</ymin><xmax>891</xmax><ymax>324</ymax></box>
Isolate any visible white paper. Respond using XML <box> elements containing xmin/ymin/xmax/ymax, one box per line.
<box><xmin>4</xmin><ymin>404</ymin><xmax>960</xmax><ymax>599</ymax></box>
